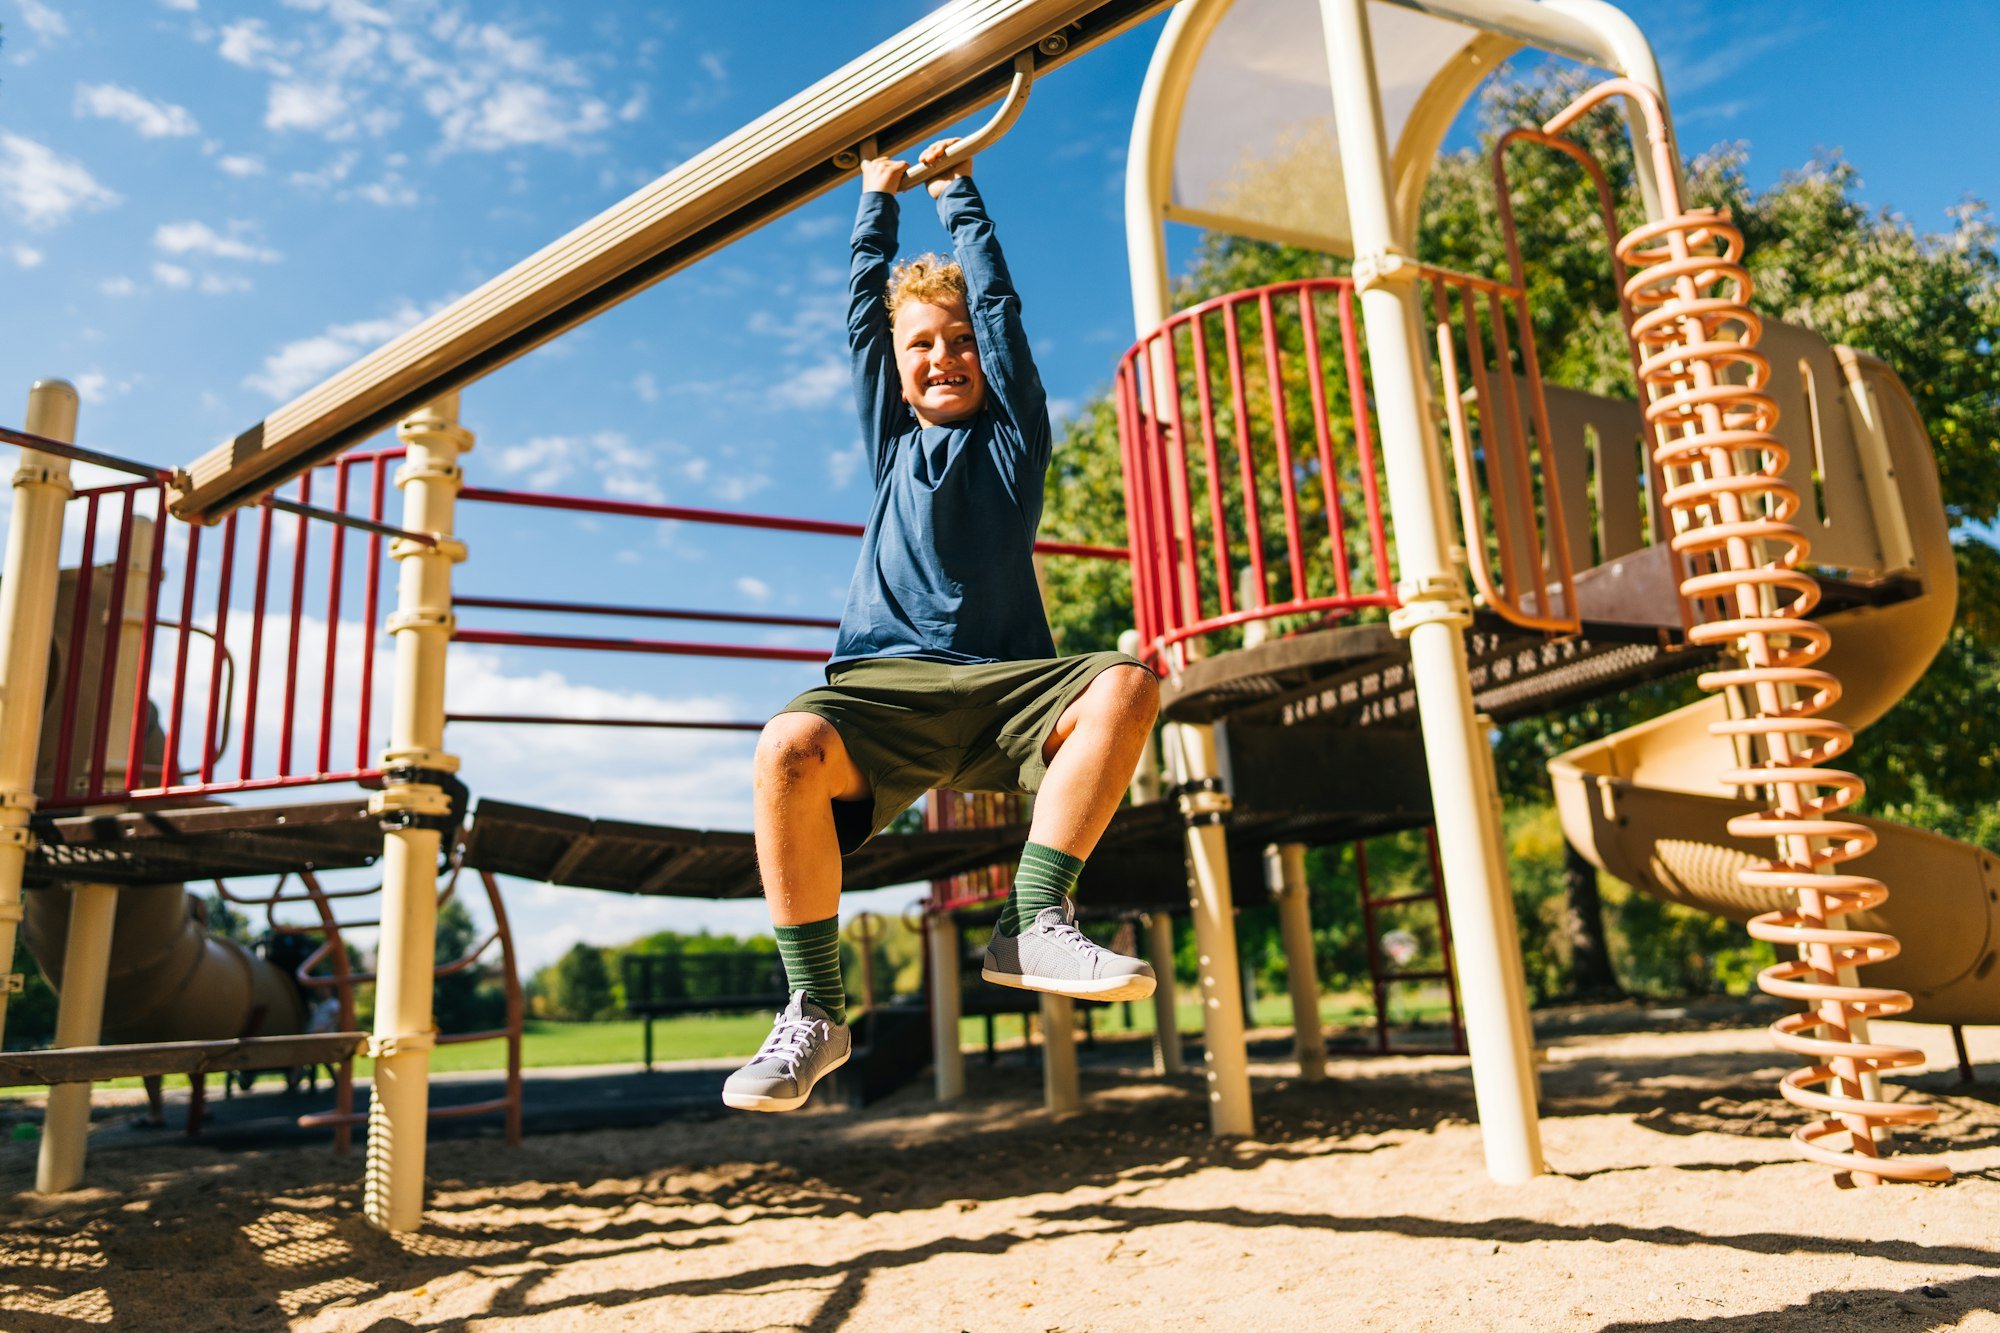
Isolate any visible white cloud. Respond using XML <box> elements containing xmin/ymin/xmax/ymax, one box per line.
<box><xmin>268</xmin><ymin>81</ymin><xmax>350</xmax><ymax>134</ymax></box>
<box><xmin>154</xmin><ymin>219</ymin><xmax>282</xmax><ymax>263</ymax></box>
<box><xmin>353</xmin><ymin>174</ymin><xmax>417</xmax><ymax>207</ymax></box>
<box><xmin>99</xmin><ymin>275</ymin><xmax>138</xmax><ymax>297</ymax></box>
<box><xmin>493</xmin><ymin>430</ymin><xmax>664</xmax><ymax>503</ymax></box>
<box><xmin>711</xmin><ymin>472</ymin><xmax>772</xmax><ymax>504</ymax></box>
<box><xmin>8</xmin><ymin>243</ymin><xmax>43</xmax><ymax>269</ymax></box>
<box><xmin>433</xmin><ymin>81</ymin><xmax>610</xmax><ymax>151</ymax></box>
<box><xmin>289</xmin><ymin>151</ymin><xmax>358</xmax><ymax>189</ymax></box>
<box><xmin>828</xmin><ymin>442</ymin><xmax>865</xmax><ymax>491</ymax></box>
<box><xmin>75</xmin><ymin>83</ymin><xmax>200</xmax><ymax>138</ymax></box>
<box><xmin>0</xmin><ymin>133</ymin><xmax>121</xmax><ymax>229</ymax></box>
<box><xmin>217</xmin><ymin>154</ymin><xmax>266</xmax><ymax>177</ymax></box>
<box><xmin>632</xmin><ymin>371</ymin><xmax>658</xmax><ymax>403</ymax></box>
<box><xmin>770</xmin><ymin>356</ymin><xmax>847</xmax><ymax>410</ymax></box>
<box><xmin>218</xmin><ymin>19</ymin><xmax>292</xmax><ymax>74</ymax></box>
<box><xmin>153</xmin><ymin>261</ymin><xmax>193</xmax><ymax>288</ymax></box>
<box><xmin>72</xmin><ymin>370</ymin><xmax>135</xmax><ymax>405</ymax></box>
<box><xmin>734</xmin><ymin>576</ymin><xmax>771</xmax><ymax>604</ymax></box>
<box><xmin>16</xmin><ymin>0</ymin><xmax>67</xmax><ymax>41</ymax></box>
<box><xmin>161</xmin><ymin>0</ymin><xmax>200</xmax><ymax>10</ymax></box>
<box><xmin>198</xmin><ymin>272</ymin><xmax>253</xmax><ymax>295</ymax></box>
<box><xmin>245</xmin><ymin>303</ymin><xmax>424</xmax><ymax>400</ymax></box>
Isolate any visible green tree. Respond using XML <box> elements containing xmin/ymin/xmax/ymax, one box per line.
<box><xmin>546</xmin><ymin>942</ymin><xmax>616</xmax><ymax>1021</ymax></box>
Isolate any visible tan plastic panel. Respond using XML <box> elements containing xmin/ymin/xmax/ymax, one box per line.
<box><xmin>1550</xmin><ymin>351</ymin><xmax>2000</xmax><ymax>1024</ymax></box>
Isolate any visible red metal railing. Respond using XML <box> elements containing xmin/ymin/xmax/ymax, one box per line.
<box><xmin>43</xmin><ymin>447</ymin><xmax>413</xmax><ymax>809</ymax></box>
<box><xmin>1115</xmin><ymin>278</ymin><xmax>1396</xmax><ymax>669</ymax></box>
<box><xmin>449</xmin><ymin>486</ymin><xmax>1130</xmax><ymax>733</ymax></box>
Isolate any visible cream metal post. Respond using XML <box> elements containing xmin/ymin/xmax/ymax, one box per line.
<box><xmin>1040</xmin><ymin>992</ymin><xmax>1080</xmax><ymax>1114</ymax></box>
<box><xmin>1143</xmin><ymin>910</ymin><xmax>1183</xmax><ymax>1075</ymax></box>
<box><xmin>364</xmin><ymin>394</ymin><xmax>470</xmax><ymax>1233</ymax></box>
<box><xmin>928</xmin><ymin>912</ymin><xmax>965</xmax><ymax>1101</ymax></box>
<box><xmin>1319</xmin><ymin>0</ymin><xmax>1543</xmax><ymax>1183</ymax></box>
<box><xmin>1164</xmin><ymin>722</ymin><xmax>1253</xmax><ymax>1136</ymax></box>
<box><xmin>0</xmin><ymin>381</ymin><xmax>76</xmax><ymax>1049</ymax></box>
<box><xmin>36</xmin><ymin>883</ymin><xmax>116</xmax><ymax>1192</ymax></box>
<box><xmin>1268</xmin><ymin>843</ymin><xmax>1326</xmax><ymax>1082</ymax></box>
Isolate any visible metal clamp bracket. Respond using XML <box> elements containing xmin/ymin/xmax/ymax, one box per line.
<box><xmin>394</xmin><ymin>458</ymin><xmax>463</xmax><ymax>489</ymax></box>
<box><xmin>386</xmin><ymin>607</ymin><xmax>455</xmax><ymax>635</ymax></box>
<box><xmin>0</xmin><ymin>826</ymin><xmax>34</xmax><ymax>852</ymax></box>
<box><xmin>1388</xmin><ymin>574</ymin><xmax>1473</xmax><ymax>638</ymax></box>
<box><xmin>12</xmin><ymin>465</ymin><xmax>74</xmax><ymax>494</ymax></box>
<box><xmin>367</xmin><ymin>1030</ymin><xmax>438</xmax><ymax>1059</ymax></box>
<box><xmin>1353</xmin><ymin>248</ymin><xmax>1418</xmax><ymax>292</ymax></box>
<box><xmin>391</xmin><ymin>534</ymin><xmax>466</xmax><ymax>563</ymax></box>
<box><xmin>1172</xmin><ymin>776</ymin><xmax>1232</xmax><ymax>827</ymax></box>
<box><xmin>0</xmin><ymin>899</ymin><xmax>24</xmax><ymax>923</ymax></box>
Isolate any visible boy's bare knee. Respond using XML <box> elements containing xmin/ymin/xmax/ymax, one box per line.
<box><xmin>756</xmin><ymin>714</ymin><xmax>842</xmax><ymax>793</ymax></box>
<box><xmin>1100</xmin><ymin>664</ymin><xmax>1160</xmax><ymax>730</ymax></box>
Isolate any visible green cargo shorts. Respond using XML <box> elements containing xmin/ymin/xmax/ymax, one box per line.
<box><xmin>777</xmin><ymin>650</ymin><xmax>1152</xmax><ymax>854</ymax></box>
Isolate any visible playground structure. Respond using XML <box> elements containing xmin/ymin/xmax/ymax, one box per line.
<box><xmin>0</xmin><ymin>0</ymin><xmax>1977</xmax><ymax>1233</ymax></box>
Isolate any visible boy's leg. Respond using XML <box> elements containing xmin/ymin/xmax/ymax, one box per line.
<box><xmin>986</xmin><ymin>663</ymin><xmax>1162</xmax><ymax>1001</ymax></box>
<box><xmin>753</xmin><ymin>711</ymin><xmax>871</xmax><ymax>1017</ymax></box>
<box><xmin>725</xmin><ymin>711</ymin><xmax>870</xmax><ymax>1113</ymax></box>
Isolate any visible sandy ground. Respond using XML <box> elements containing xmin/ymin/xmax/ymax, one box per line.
<box><xmin>2</xmin><ymin>1009</ymin><xmax>1998</xmax><ymax>1331</ymax></box>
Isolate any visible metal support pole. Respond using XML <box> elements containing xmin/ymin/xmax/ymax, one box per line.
<box><xmin>0</xmin><ymin>381</ymin><xmax>76</xmax><ymax>1049</ymax></box>
<box><xmin>1166</xmin><ymin>721</ymin><xmax>1253</xmax><ymax>1136</ymax></box>
<box><xmin>363</xmin><ymin>394</ymin><xmax>470</xmax><ymax>1232</ymax></box>
<box><xmin>36</xmin><ymin>882</ymin><xmax>117</xmax><ymax>1191</ymax></box>
<box><xmin>1144</xmin><ymin>910</ymin><xmax>1183</xmax><ymax>1075</ymax></box>
<box><xmin>927</xmin><ymin>913</ymin><xmax>964</xmax><ymax>1101</ymax></box>
<box><xmin>1320</xmin><ymin>0</ymin><xmax>1544</xmax><ymax>1183</ymax></box>
<box><xmin>1040</xmin><ymin>992</ymin><xmax>1079</xmax><ymax>1114</ymax></box>
<box><xmin>1269</xmin><ymin>843</ymin><xmax>1326</xmax><ymax>1082</ymax></box>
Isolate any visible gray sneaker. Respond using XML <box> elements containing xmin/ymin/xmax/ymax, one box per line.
<box><xmin>721</xmin><ymin>992</ymin><xmax>851</xmax><ymax>1112</ymax></box>
<box><xmin>982</xmin><ymin>901</ymin><xmax>1157</xmax><ymax>1002</ymax></box>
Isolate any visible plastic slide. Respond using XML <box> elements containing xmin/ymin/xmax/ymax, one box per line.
<box><xmin>1551</xmin><ymin>350</ymin><xmax>2000</xmax><ymax>1025</ymax></box>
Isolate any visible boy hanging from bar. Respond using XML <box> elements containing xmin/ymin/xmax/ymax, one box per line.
<box><xmin>724</xmin><ymin>139</ymin><xmax>1159</xmax><ymax>1112</ymax></box>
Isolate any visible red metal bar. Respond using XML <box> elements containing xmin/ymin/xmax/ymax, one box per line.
<box><xmin>123</xmin><ymin>498</ymin><xmax>167</xmax><ymax>790</ymax></box>
<box><xmin>1187</xmin><ymin>312</ymin><xmax>1236</xmax><ymax>615</ymax></box>
<box><xmin>159</xmin><ymin>523</ymin><xmax>201</xmax><ymax>786</ymax></box>
<box><xmin>0</xmin><ymin>425</ymin><xmax>171</xmax><ymax>479</ymax></box>
<box><xmin>357</xmin><ymin>455</ymin><xmax>385</xmax><ymax>770</ymax></box>
<box><xmin>445</xmin><ymin>713</ymin><xmax>763</xmax><ymax>731</ymax></box>
<box><xmin>1223</xmin><ymin>298</ymin><xmax>1269</xmax><ymax>612</ymax></box>
<box><xmin>1298</xmin><ymin>288</ymin><xmax>1355</xmax><ymax>600</ymax></box>
<box><xmin>50</xmin><ymin>494</ymin><xmax>100</xmax><ymax>800</ymax></box>
<box><xmin>1113</xmin><ymin>363</ymin><xmax>1159</xmax><ymax>652</ymax></box>
<box><xmin>317</xmin><ymin>460</ymin><xmax>350</xmax><ymax>774</ymax></box>
<box><xmin>1153</xmin><ymin>336</ymin><xmax>1203</xmax><ymax>636</ymax></box>
<box><xmin>456</xmin><ymin>486</ymin><xmax>1126</xmax><ymax>561</ymax></box>
<box><xmin>1258</xmin><ymin>289</ymin><xmax>1309</xmax><ymax>604</ymax></box>
<box><xmin>1338</xmin><ymin>286</ymin><xmax>1394</xmax><ymax>594</ymax></box>
<box><xmin>239</xmin><ymin>501</ymin><xmax>275</xmax><ymax>781</ymax></box>
<box><xmin>42</xmin><ymin>767</ymin><xmax>386</xmax><ymax>810</ymax></box>
<box><xmin>279</xmin><ymin>472</ymin><xmax>312</xmax><ymax>776</ymax></box>
<box><xmin>455</xmin><ymin>595</ymin><xmax>841</xmax><ymax>631</ymax></box>
<box><xmin>1427</xmin><ymin>829</ymin><xmax>1467</xmax><ymax>1057</ymax></box>
<box><xmin>200</xmin><ymin>513</ymin><xmax>239</xmax><ymax>784</ymax></box>
<box><xmin>1353</xmin><ymin>842</ymin><xmax>1390</xmax><ymax>1054</ymax></box>
<box><xmin>452</xmin><ymin>628</ymin><xmax>827</xmax><ymax>664</ymax></box>
<box><xmin>84</xmin><ymin>490</ymin><xmax>137</xmax><ymax>798</ymax></box>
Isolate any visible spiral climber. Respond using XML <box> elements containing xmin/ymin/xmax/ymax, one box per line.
<box><xmin>1542</xmin><ymin>81</ymin><xmax>1948</xmax><ymax>1185</ymax></box>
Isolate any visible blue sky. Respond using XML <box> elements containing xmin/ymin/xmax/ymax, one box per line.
<box><xmin>1</xmin><ymin>0</ymin><xmax>1993</xmax><ymax>972</ymax></box>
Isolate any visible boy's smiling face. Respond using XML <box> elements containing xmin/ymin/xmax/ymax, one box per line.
<box><xmin>894</xmin><ymin>297</ymin><xmax>985</xmax><ymax>426</ymax></box>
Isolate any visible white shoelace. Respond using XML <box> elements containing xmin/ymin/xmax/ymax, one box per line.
<box><xmin>1035</xmin><ymin>911</ymin><xmax>1104</xmax><ymax>956</ymax></box>
<box><xmin>756</xmin><ymin>1014</ymin><xmax>820</xmax><ymax>1072</ymax></box>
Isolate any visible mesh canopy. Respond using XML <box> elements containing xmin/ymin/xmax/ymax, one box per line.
<box><xmin>1168</xmin><ymin>0</ymin><xmax>1481</xmax><ymax>253</ymax></box>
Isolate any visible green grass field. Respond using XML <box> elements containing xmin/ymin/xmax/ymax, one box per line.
<box><xmin>1</xmin><ymin>986</ymin><xmax>1454</xmax><ymax>1099</ymax></box>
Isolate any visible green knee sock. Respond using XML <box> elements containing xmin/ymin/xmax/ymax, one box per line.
<box><xmin>999</xmin><ymin>842</ymin><xmax>1085</xmax><ymax>936</ymax></box>
<box><xmin>774</xmin><ymin>918</ymin><xmax>846</xmax><ymax>1024</ymax></box>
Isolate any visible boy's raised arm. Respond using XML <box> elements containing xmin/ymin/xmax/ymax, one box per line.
<box><xmin>849</xmin><ymin>158</ymin><xmax>908</xmax><ymax>476</ymax></box>
<box><xmin>932</xmin><ymin>164</ymin><xmax>1050</xmax><ymax>471</ymax></box>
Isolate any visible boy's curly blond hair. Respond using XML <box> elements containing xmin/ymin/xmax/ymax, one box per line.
<box><xmin>887</xmin><ymin>253</ymin><xmax>967</xmax><ymax>325</ymax></box>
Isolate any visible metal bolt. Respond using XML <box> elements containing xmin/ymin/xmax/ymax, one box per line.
<box><xmin>1038</xmin><ymin>32</ymin><xmax>1070</xmax><ymax>56</ymax></box>
<box><xmin>832</xmin><ymin>148</ymin><xmax>860</xmax><ymax>170</ymax></box>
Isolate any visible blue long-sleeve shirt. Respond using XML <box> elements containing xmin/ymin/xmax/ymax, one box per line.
<box><xmin>829</xmin><ymin>177</ymin><xmax>1056</xmax><ymax>668</ymax></box>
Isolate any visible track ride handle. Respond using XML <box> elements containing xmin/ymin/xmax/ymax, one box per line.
<box><xmin>841</xmin><ymin>50</ymin><xmax>1037</xmax><ymax>188</ymax></box>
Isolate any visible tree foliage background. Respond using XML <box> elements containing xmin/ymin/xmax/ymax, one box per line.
<box><xmin>1043</xmin><ymin>67</ymin><xmax>2000</xmax><ymax>1005</ymax></box>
